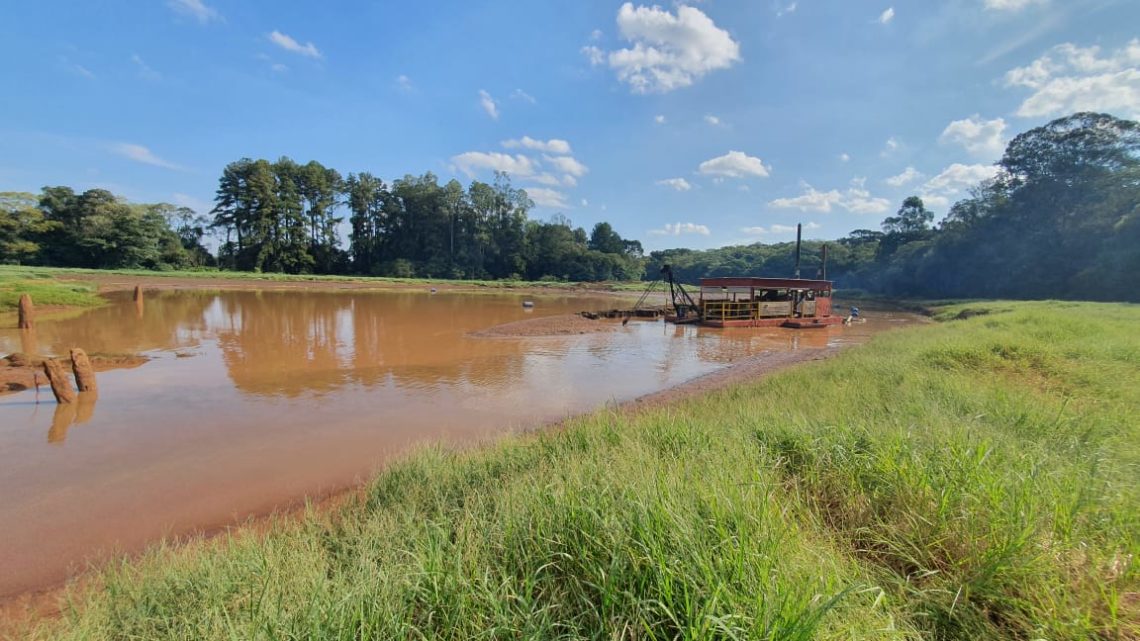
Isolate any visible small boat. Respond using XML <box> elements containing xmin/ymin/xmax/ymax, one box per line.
<box><xmin>522</xmin><ymin>300</ymin><xmax>535</xmax><ymax>308</ymax></box>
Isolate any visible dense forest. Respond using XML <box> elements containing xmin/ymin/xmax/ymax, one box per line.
<box><xmin>2</xmin><ymin>112</ymin><xmax>1138</xmax><ymax>301</ymax></box>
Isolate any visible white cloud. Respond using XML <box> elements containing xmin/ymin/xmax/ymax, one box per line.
<box><xmin>271</xmin><ymin>63</ymin><xmax>289</xmax><ymax>73</ymax></box>
<box><xmin>940</xmin><ymin>115</ymin><xmax>1007</xmax><ymax>158</ymax></box>
<box><xmin>167</xmin><ymin>0</ymin><xmax>220</xmax><ymax>23</ymax></box>
<box><xmin>655</xmin><ymin>114</ymin><xmax>667</xmax><ymax>124</ymax></box>
<box><xmin>648</xmin><ymin>222</ymin><xmax>711</xmax><ymax>236</ymax></box>
<box><xmin>878</xmin><ymin>7</ymin><xmax>895</xmax><ymax>24</ymax></box>
<box><xmin>131</xmin><ymin>54</ymin><xmax>161</xmax><ymax>81</ymax></box>
<box><xmin>524</xmin><ymin>187</ymin><xmax>571</xmax><ymax>209</ymax></box>
<box><xmin>581</xmin><ymin>198</ymin><xmax>589</xmax><ymax>207</ymax></box>
<box><xmin>983</xmin><ymin>0</ymin><xmax>1045</xmax><ymax>10</ymax></box>
<box><xmin>839</xmin><ymin>152</ymin><xmax>851</xmax><ymax>162</ymax></box>
<box><xmin>268</xmin><ymin>30</ymin><xmax>321</xmax><ymax>59</ymax></box>
<box><xmin>922</xmin><ymin>163</ymin><xmax>999</xmax><ymax>194</ymax></box>
<box><xmin>478</xmin><ymin>89</ymin><xmax>499</xmax><ymax>120</ymax></box>
<box><xmin>742</xmin><ymin>222</ymin><xmax>820</xmax><ymax>235</ymax></box>
<box><xmin>885</xmin><ymin>166</ymin><xmax>923</xmax><ymax>188</ymax></box>
<box><xmin>581</xmin><ymin>45</ymin><xmax>605</xmax><ymax>66</ymax></box>
<box><xmin>698</xmin><ymin>150</ymin><xmax>770</xmax><ymax>179</ymax></box>
<box><xmin>704</xmin><ymin>114</ymin><xmax>721</xmax><ymax>126</ymax></box>
<box><xmin>1004</xmin><ymin>39</ymin><xmax>1140</xmax><ymax>118</ymax></box>
<box><xmin>769</xmin><ymin>181</ymin><xmax>890</xmax><ymax>214</ymax></box>
<box><xmin>527</xmin><ymin>174</ymin><xmax>565</xmax><ymax>187</ymax></box>
<box><xmin>396</xmin><ymin>74</ymin><xmax>413</xmax><ymax>92</ymax></box>
<box><xmin>111</xmin><ymin>143</ymin><xmax>182</xmax><ymax>170</ymax></box>
<box><xmin>510</xmin><ymin>89</ymin><xmax>536</xmax><ymax>104</ymax></box>
<box><xmin>502</xmin><ymin>136</ymin><xmax>571</xmax><ymax>154</ymax></box>
<box><xmin>918</xmin><ymin>194</ymin><xmax>950</xmax><ymax>209</ymax></box>
<box><xmin>776</xmin><ymin>2</ymin><xmax>798</xmax><ymax>17</ymax></box>
<box><xmin>597</xmin><ymin>3</ymin><xmax>741</xmax><ymax>93</ymax></box>
<box><xmin>451</xmin><ymin>152</ymin><xmax>536</xmax><ymax>178</ymax></box>
<box><xmin>656</xmin><ymin>177</ymin><xmax>693</xmax><ymax>191</ymax></box>
<box><xmin>543</xmin><ymin>154</ymin><xmax>589</xmax><ymax>178</ymax></box>
<box><xmin>882</xmin><ymin>136</ymin><xmax>900</xmax><ymax>155</ymax></box>
<box><xmin>591</xmin><ymin>29</ymin><xmax>603</xmax><ymax>40</ymax></box>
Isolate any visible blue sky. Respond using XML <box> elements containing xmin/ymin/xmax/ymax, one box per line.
<box><xmin>1</xmin><ymin>0</ymin><xmax>1137</xmax><ymax>251</ymax></box>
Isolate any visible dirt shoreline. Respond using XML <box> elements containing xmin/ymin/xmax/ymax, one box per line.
<box><xmin>0</xmin><ymin>336</ymin><xmax>847</xmax><ymax>632</ymax></box>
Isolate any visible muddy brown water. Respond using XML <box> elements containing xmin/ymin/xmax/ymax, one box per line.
<box><xmin>0</xmin><ymin>290</ymin><xmax>915</xmax><ymax>598</ymax></box>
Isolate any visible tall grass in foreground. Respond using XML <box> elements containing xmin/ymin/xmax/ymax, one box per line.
<box><xmin>32</xmin><ymin>301</ymin><xmax>1139</xmax><ymax>640</ymax></box>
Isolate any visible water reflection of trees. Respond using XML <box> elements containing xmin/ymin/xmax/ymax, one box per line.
<box><xmin>4</xmin><ymin>290</ymin><xmax>215</xmax><ymax>357</ymax></box>
<box><xmin>214</xmin><ymin>292</ymin><xmax>529</xmax><ymax>398</ymax></box>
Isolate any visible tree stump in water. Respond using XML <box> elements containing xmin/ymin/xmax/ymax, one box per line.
<box><xmin>70</xmin><ymin>348</ymin><xmax>98</xmax><ymax>393</ymax></box>
<box><xmin>133</xmin><ymin>285</ymin><xmax>143</xmax><ymax>302</ymax></box>
<box><xmin>42</xmin><ymin>358</ymin><xmax>76</xmax><ymax>404</ymax></box>
<box><xmin>18</xmin><ymin>294</ymin><xmax>34</xmax><ymax>329</ymax></box>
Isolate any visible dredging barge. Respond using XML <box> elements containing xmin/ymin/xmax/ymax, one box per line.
<box><xmin>661</xmin><ymin>224</ymin><xmax>843</xmax><ymax>329</ymax></box>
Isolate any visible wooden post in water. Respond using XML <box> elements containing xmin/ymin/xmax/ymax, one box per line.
<box><xmin>42</xmin><ymin>358</ymin><xmax>76</xmax><ymax>404</ymax></box>
<box><xmin>133</xmin><ymin>285</ymin><xmax>144</xmax><ymax>316</ymax></box>
<box><xmin>70</xmin><ymin>348</ymin><xmax>98</xmax><ymax>393</ymax></box>
<box><xmin>18</xmin><ymin>294</ymin><xmax>34</xmax><ymax>329</ymax></box>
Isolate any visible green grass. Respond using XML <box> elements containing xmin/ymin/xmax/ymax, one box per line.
<box><xmin>0</xmin><ymin>265</ymin><xmax>652</xmax><ymax>292</ymax></box>
<box><xmin>0</xmin><ymin>268</ymin><xmax>104</xmax><ymax>312</ymax></box>
<box><xmin>27</xmin><ymin>301</ymin><xmax>1140</xmax><ymax>640</ymax></box>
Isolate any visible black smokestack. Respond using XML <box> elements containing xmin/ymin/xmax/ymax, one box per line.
<box><xmin>794</xmin><ymin>223</ymin><xmax>802</xmax><ymax>279</ymax></box>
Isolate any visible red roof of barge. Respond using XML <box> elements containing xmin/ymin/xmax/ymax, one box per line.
<box><xmin>699</xmin><ymin>277</ymin><xmax>833</xmax><ymax>290</ymax></box>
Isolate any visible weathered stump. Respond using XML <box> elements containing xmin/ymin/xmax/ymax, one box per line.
<box><xmin>41</xmin><ymin>358</ymin><xmax>76</xmax><ymax>404</ymax></box>
<box><xmin>18</xmin><ymin>294</ymin><xmax>34</xmax><ymax>329</ymax></box>
<box><xmin>70</xmin><ymin>348</ymin><xmax>98</xmax><ymax>392</ymax></box>
<box><xmin>132</xmin><ymin>285</ymin><xmax>143</xmax><ymax>302</ymax></box>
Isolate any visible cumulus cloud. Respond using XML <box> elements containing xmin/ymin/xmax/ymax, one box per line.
<box><xmin>839</xmin><ymin>152</ymin><xmax>851</xmax><ymax>162</ymax></box>
<box><xmin>269</xmin><ymin>30</ymin><xmax>321</xmax><ymax>58</ymax></box>
<box><xmin>881</xmin><ymin>136</ymin><xmax>900</xmax><ymax>156</ymax></box>
<box><xmin>396</xmin><ymin>74</ymin><xmax>414</xmax><ymax>92</ymax></box>
<box><xmin>940</xmin><ymin>115</ymin><xmax>1008</xmax><ymax>158</ymax></box>
<box><xmin>1004</xmin><ymin>39</ymin><xmax>1140</xmax><ymax>118</ymax></box>
<box><xmin>769</xmin><ymin>181</ymin><xmax>890</xmax><ymax>214</ymax></box>
<box><xmin>451</xmin><ymin>152</ymin><xmax>536</xmax><ymax>178</ymax></box>
<box><xmin>704</xmin><ymin>114</ymin><xmax>721</xmax><ymax>125</ymax></box>
<box><xmin>478</xmin><ymin>89</ymin><xmax>499</xmax><ymax>120</ymax></box>
<box><xmin>502</xmin><ymin>136</ymin><xmax>571</xmax><ymax>154</ymax></box>
<box><xmin>543</xmin><ymin>154</ymin><xmax>589</xmax><ymax>178</ymax></box>
<box><xmin>167</xmin><ymin>0</ymin><xmax>220</xmax><ymax>23</ymax></box>
<box><xmin>592</xmin><ymin>3</ymin><xmax>741</xmax><ymax>93</ymax></box>
<box><xmin>648</xmin><ymin>222</ymin><xmax>711</xmax><ymax>236</ymax></box>
<box><xmin>698</xmin><ymin>151</ymin><xmax>770</xmax><ymax>179</ymax></box>
<box><xmin>922</xmin><ymin>163</ymin><xmax>1000</xmax><ymax>194</ymax></box>
<box><xmin>111</xmin><ymin>143</ymin><xmax>182</xmax><ymax>170</ymax></box>
<box><xmin>984</xmin><ymin>0</ymin><xmax>1045</xmax><ymax>10</ymax></box>
<box><xmin>656</xmin><ymin>177</ymin><xmax>693</xmax><ymax>191</ymax></box>
<box><xmin>654</xmin><ymin>114</ymin><xmax>667</xmax><ymax>124</ymax></box>
<box><xmin>524</xmin><ymin>187</ymin><xmax>571</xmax><ymax>209</ymax></box>
<box><xmin>742</xmin><ymin>222</ymin><xmax>820</xmax><ymax>235</ymax></box>
<box><xmin>878</xmin><ymin>7</ymin><xmax>895</xmax><ymax>24</ymax></box>
<box><xmin>885</xmin><ymin>166</ymin><xmax>923</xmax><ymax>188</ymax></box>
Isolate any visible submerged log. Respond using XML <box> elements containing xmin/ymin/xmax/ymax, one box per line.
<box><xmin>18</xmin><ymin>294</ymin><xmax>34</xmax><ymax>329</ymax></box>
<box><xmin>42</xmin><ymin>358</ymin><xmax>76</xmax><ymax>404</ymax></box>
<box><xmin>70</xmin><ymin>348</ymin><xmax>98</xmax><ymax>392</ymax></box>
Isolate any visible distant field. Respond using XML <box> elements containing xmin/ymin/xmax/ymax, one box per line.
<box><xmin>0</xmin><ymin>265</ymin><xmax>652</xmax><ymax>293</ymax></box>
<box><xmin>0</xmin><ymin>268</ymin><xmax>103</xmax><ymax>312</ymax></box>
<box><xmin>13</xmin><ymin>300</ymin><xmax>1134</xmax><ymax>640</ymax></box>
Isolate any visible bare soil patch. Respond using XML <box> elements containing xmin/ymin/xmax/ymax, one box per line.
<box><xmin>0</xmin><ymin>353</ymin><xmax>148</xmax><ymax>396</ymax></box>
<box><xmin>471</xmin><ymin>313</ymin><xmax>624</xmax><ymax>338</ymax></box>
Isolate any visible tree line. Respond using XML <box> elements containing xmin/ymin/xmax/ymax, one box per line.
<box><xmin>648</xmin><ymin>112</ymin><xmax>1140</xmax><ymax>302</ymax></box>
<box><xmin>2</xmin><ymin>112</ymin><xmax>1137</xmax><ymax>301</ymax></box>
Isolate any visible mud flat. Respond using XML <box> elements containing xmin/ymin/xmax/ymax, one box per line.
<box><xmin>471</xmin><ymin>313</ymin><xmax>625</xmax><ymax>337</ymax></box>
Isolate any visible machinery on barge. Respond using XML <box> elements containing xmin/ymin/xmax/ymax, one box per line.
<box><xmin>660</xmin><ymin>224</ymin><xmax>844</xmax><ymax>329</ymax></box>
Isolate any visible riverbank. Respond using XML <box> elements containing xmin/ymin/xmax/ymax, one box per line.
<box><xmin>8</xmin><ymin>300</ymin><xmax>1136</xmax><ymax>639</ymax></box>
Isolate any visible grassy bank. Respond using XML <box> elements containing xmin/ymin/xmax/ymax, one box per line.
<box><xmin>0</xmin><ymin>268</ymin><xmax>103</xmax><ymax>312</ymax></box>
<box><xmin>0</xmin><ymin>265</ymin><xmax>650</xmax><ymax>292</ymax></box>
<box><xmin>24</xmin><ymin>301</ymin><xmax>1139</xmax><ymax>639</ymax></box>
